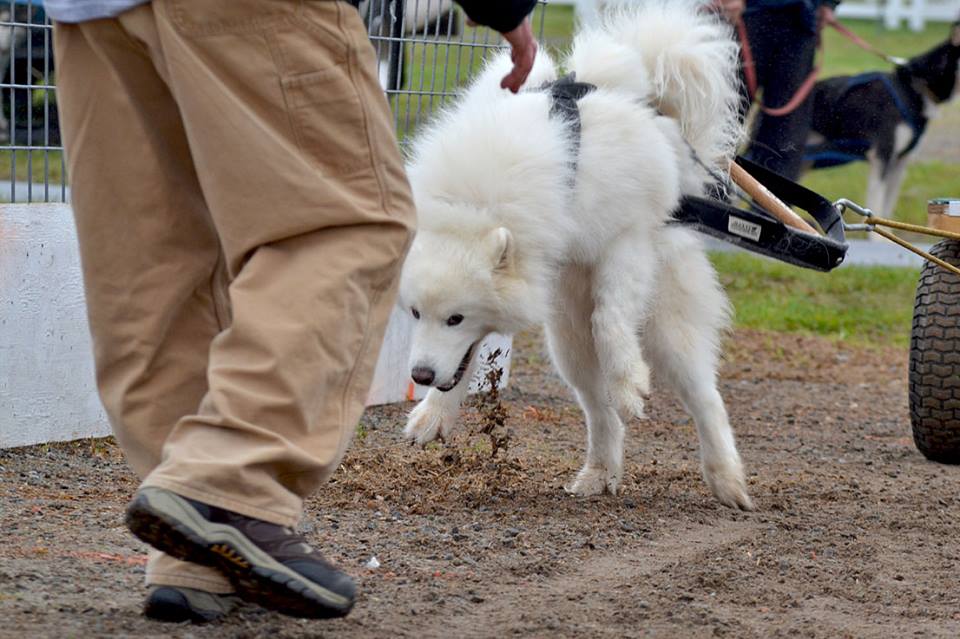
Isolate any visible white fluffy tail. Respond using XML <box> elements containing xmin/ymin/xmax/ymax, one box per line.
<box><xmin>568</xmin><ymin>0</ymin><xmax>743</xmax><ymax>168</ymax></box>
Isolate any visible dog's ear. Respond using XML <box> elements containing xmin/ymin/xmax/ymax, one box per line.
<box><xmin>487</xmin><ymin>227</ymin><xmax>514</xmax><ymax>272</ymax></box>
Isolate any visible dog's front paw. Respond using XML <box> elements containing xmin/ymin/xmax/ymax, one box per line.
<box><xmin>564</xmin><ymin>464</ymin><xmax>622</xmax><ymax>497</ymax></box>
<box><xmin>404</xmin><ymin>400</ymin><xmax>456</xmax><ymax>446</ymax></box>
<box><xmin>703</xmin><ymin>460</ymin><xmax>754</xmax><ymax>511</ymax></box>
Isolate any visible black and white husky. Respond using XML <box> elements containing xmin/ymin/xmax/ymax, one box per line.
<box><xmin>806</xmin><ymin>20</ymin><xmax>960</xmax><ymax>219</ymax></box>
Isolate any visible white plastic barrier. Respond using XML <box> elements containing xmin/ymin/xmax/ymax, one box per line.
<box><xmin>0</xmin><ymin>204</ymin><xmax>108</xmax><ymax>447</ymax></box>
<box><xmin>0</xmin><ymin>204</ymin><xmax>511</xmax><ymax>448</ymax></box>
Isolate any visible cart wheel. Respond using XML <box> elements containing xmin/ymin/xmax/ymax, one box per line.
<box><xmin>909</xmin><ymin>239</ymin><xmax>960</xmax><ymax>463</ymax></box>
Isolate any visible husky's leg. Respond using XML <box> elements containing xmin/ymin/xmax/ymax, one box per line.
<box><xmin>643</xmin><ymin>229</ymin><xmax>754</xmax><ymax>510</ymax></box>
<box><xmin>880</xmin><ymin>154</ymin><xmax>910</xmax><ymax>219</ymax></box>
<box><xmin>404</xmin><ymin>348</ymin><xmax>481</xmax><ymax>446</ymax></box>
<box><xmin>591</xmin><ymin>228</ymin><xmax>656</xmax><ymax>420</ymax></box>
<box><xmin>878</xmin><ymin>124</ymin><xmax>915</xmax><ymax>219</ymax></box>
<box><xmin>546</xmin><ymin>265</ymin><xmax>625</xmax><ymax>496</ymax></box>
<box><xmin>865</xmin><ymin>151</ymin><xmax>887</xmax><ymax>241</ymax></box>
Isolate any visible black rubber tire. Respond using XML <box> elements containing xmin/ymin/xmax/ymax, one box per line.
<box><xmin>909</xmin><ymin>239</ymin><xmax>960</xmax><ymax>463</ymax></box>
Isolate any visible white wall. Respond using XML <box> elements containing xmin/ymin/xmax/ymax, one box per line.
<box><xmin>0</xmin><ymin>204</ymin><xmax>512</xmax><ymax>448</ymax></box>
<box><xmin>0</xmin><ymin>204</ymin><xmax>109</xmax><ymax>448</ymax></box>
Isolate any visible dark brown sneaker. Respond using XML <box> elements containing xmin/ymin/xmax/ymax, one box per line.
<box><xmin>143</xmin><ymin>585</ymin><xmax>241</xmax><ymax>623</ymax></box>
<box><xmin>126</xmin><ymin>486</ymin><xmax>356</xmax><ymax>619</ymax></box>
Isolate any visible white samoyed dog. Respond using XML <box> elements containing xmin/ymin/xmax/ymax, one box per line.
<box><xmin>399</xmin><ymin>0</ymin><xmax>753</xmax><ymax>510</ymax></box>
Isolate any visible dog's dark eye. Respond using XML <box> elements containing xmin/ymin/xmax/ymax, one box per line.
<box><xmin>411</xmin><ymin>307</ymin><xmax>420</xmax><ymax>320</ymax></box>
<box><xmin>446</xmin><ymin>314</ymin><xmax>464</xmax><ymax>326</ymax></box>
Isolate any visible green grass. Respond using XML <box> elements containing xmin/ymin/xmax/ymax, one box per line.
<box><xmin>0</xmin><ymin>149</ymin><xmax>65</xmax><ymax>185</ymax></box>
<box><xmin>711</xmin><ymin>251</ymin><xmax>920</xmax><ymax>347</ymax></box>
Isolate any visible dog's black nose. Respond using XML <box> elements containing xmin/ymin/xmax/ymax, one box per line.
<box><xmin>411</xmin><ymin>366</ymin><xmax>436</xmax><ymax>386</ymax></box>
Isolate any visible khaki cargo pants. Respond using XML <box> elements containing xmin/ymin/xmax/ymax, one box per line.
<box><xmin>54</xmin><ymin>0</ymin><xmax>414</xmax><ymax>592</ymax></box>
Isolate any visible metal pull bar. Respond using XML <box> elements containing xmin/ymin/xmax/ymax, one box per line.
<box><xmin>835</xmin><ymin>198</ymin><xmax>960</xmax><ymax>278</ymax></box>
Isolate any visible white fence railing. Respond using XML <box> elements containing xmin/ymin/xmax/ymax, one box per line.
<box><xmin>839</xmin><ymin>0</ymin><xmax>960</xmax><ymax>31</ymax></box>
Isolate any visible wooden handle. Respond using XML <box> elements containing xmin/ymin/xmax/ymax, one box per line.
<box><xmin>729</xmin><ymin>162</ymin><xmax>819</xmax><ymax>235</ymax></box>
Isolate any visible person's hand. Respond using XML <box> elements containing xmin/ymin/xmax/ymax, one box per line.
<box><xmin>713</xmin><ymin>0</ymin><xmax>744</xmax><ymax>23</ymax></box>
<box><xmin>499</xmin><ymin>18</ymin><xmax>537</xmax><ymax>93</ymax></box>
<box><xmin>817</xmin><ymin>5</ymin><xmax>835</xmax><ymax>30</ymax></box>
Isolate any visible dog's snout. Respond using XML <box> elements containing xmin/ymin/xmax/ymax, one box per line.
<box><xmin>411</xmin><ymin>366</ymin><xmax>436</xmax><ymax>386</ymax></box>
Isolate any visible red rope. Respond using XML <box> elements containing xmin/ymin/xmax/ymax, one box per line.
<box><xmin>823</xmin><ymin>14</ymin><xmax>907</xmax><ymax>65</ymax></box>
<box><xmin>736</xmin><ymin>17</ymin><xmax>820</xmax><ymax>117</ymax></box>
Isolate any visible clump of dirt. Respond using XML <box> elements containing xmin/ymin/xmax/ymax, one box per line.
<box><xmin>468</xmin><ymin>347</ymin><xmax>511</xmax><ymax>459</ymax></box>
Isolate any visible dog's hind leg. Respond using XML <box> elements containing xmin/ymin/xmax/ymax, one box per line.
<box><xmin>865</xmin><ymin>151</ymin><xmax>888</xmax><ymax>240</ymax></box>
<box><xmin>591</xmin><ymin>227</ymin><xmax>657</xmax><ymax>421</ymax></box>
<box><xmin>546</xmin><ymin>264</ymin><xmax>625</xmax><ymax>496</ymax></box>
<box><xmin>404</xmin><ymin>349</ymin><xmax>481</xmax><ymax>446</ymax></box>
<box><xmin>643</xmin><ymin>229</ymin><xmax>754</xmax><ymax>510</ymax></box>
<box><xmin>880</xmin><ymin>154</ymin><xmax>910</xmax><ymax>219</ymax></box>
<box><xmin>878</xmin><ymin>124</ymin><xmax>916</xmax><ymax>219</ymax></box>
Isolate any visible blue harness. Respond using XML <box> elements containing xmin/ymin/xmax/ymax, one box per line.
<box><xmin>805</xmin><ymin>72</ymin><xmax>927</xmax><ymax>169</ymax></box>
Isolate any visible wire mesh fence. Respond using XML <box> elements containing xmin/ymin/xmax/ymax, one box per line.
<box><xmin>0</xmin><ymin>0</ymin><xmax>63</xmax><ymax>203</ymax></box>
<box><xmin>360</xmin><ymin>0</ymin><xmax>551</xmax><ymax>142</ymax></box>
<box><xmin>0</xmin><ymin>0</ymin><xmax>557</xmax><ymax>204</ymax></box>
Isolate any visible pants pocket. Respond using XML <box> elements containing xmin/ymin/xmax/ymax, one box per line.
<box><xmin>281</xmin><ymin>64</ymin><xmax>373</xmax><ymax>177</ymax></box>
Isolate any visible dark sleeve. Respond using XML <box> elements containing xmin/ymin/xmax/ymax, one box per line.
<box><xmin>454</xmin><ymin>0</ymin><xmax>538</xmax><ymax>33</ymax></box>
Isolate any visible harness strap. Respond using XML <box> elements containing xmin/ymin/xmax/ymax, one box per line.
<box><xmin>880</xmin><ymin>74</ymin><xmax>927</xmax><ymax>159</ymax></box>
<box><xmin>540</xmin><ymin>73</ymin><xmax>597</xmax><ymax>175</ymax></box>
<box><xmin>846</xmin><ymin>72</ymin><xmax>926</xmax><ymax>159</ymax></box>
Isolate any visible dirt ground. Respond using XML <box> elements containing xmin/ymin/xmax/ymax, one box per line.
<box><xmin>2</xmin><ymin>327</ymin><xmax>959</xmax><ymax>638</ymax></box>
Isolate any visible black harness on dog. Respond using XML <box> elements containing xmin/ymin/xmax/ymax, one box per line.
<box><xmin>540</xmin><ymin>73</ymin><xmax>848</xmax><ymax>272</ymax></box>
<box><xmin>541</xmin><ymin>73</ymin><xmax>597</xmax><ymax>173</ymax></box>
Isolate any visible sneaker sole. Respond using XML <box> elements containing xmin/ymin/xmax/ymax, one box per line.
<box><xmin>126</xmin><ymin>487</ymin><xmax>354</xmax><ymax>619</ymax></box>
